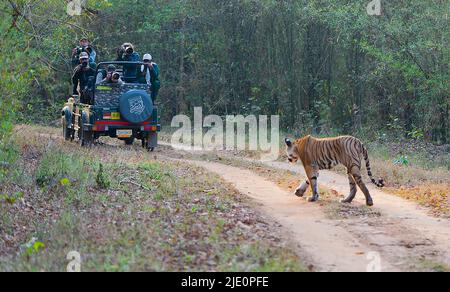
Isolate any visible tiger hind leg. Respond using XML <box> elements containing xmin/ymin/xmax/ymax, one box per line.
<box><xmin>350</xmin><ymin>166</ymin><xmax>374</xmax><ymax>206</ymax></box>
<box><xmin>342</xmin><ymin>173</ymin><xmax>358</xmax><ymax>204</ymax></box>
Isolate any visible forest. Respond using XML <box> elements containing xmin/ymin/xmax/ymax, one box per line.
<box><xmin>0</xmin><ymin>0</ymin><xmax>448</xmax><ymax>144</ymax></box>
<box><xmin>0</xmin><ymin>0</ymin><xmax>449</xmax><ymax>273</ymax></box>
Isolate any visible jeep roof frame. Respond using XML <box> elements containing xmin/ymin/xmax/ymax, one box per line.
<box><xmin>96</xmin><ymin>61</ymin><xmax>146</xmax><ymax>75</ymax></box>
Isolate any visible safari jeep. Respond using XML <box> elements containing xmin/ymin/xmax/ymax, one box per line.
<box><xmin>61</xmin><ymin>61</ymin><xmax>160</xmax><ymax>151</ymax></box>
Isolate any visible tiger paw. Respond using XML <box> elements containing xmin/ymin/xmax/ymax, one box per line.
<box><xmin>295</xmin><ymin>188</ymin><xmax>306</xmax><ymax>197</ymax></box>
<box><xmin>341</xmin><ymin>196</ymin><xmax>355</xmax><ymax>204</ymax></box>
<box><xmin>308</xmin><ymin>195</ymin><xmax>319</xmax><ymax>202</ymax></box>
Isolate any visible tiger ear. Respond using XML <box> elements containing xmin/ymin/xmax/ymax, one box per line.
<box><xmin>285</xmin><ymin>138</ymin><xmax>292</xmax><ymax>147</ymax></box>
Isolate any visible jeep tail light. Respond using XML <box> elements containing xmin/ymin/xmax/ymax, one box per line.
<box><xmin>144</xmin><ymin>125</ymin><xmax>157</xmax><ymax>131</ymax></box>
<box><xmin>93</xmin><ymin>125</ymin><xmax>106</xmax><ymax>132</ymax></box>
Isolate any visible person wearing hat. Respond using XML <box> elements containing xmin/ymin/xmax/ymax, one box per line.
<box><xmin>116</xmin><ymin>42</ymin><xmax>140</xmax><ymax>79</ymax></box>
<box><xmin>97</xmin><ymin>65</ymin><xmax>124</xmax><ymax>85</ymax></box>
<box><xmin>137</xmin><ymin>54</ymin><xmax>161</xmax><ymax>103</ymax></box>
<box><xmin>71</xmin><ymin>38</ymin><xmax>97</xmax><ymax>68</ymax></box>
<box><xmin>72</xmin><ymin>52</ymin><xmax>96</xmax><ymax>103</ymax></box>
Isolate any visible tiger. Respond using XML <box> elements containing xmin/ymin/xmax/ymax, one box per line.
<box><xmin>285</xmin><ymin>135</ymin><xmax>385</xmax><ymax>206</ymax></box>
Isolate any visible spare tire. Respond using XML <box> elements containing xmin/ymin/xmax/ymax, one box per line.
<box><xmin>119</xmin><ymin>90</ymin><xmax>153</xmax><ymax>124</ymax></box>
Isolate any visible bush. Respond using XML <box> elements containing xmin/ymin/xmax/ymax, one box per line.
<box><xmin>0</xmin><ymin>142</ymin><xmax>19</xmax><ymax>185</ymax></box>
<box><xmin>35</xmin><ymin>150</ymin><xmax>93</xmax><ymax>189</ymax></box>
<box><xmin>96</xmin><ymin>163</ymin><xmax>111</xmax><ymax>189</ymax></box>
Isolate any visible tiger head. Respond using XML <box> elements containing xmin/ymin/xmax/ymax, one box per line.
<box><xmin>285</xmin><ymin>138</ymin><xmax>299</xmax><ymax>163</ymax></box>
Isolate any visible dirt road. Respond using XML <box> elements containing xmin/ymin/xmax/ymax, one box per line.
<box><xmin>188</xmin><ymin>160</ymin><xmax>449</xmax><ymax>272</ymax></box>
<box><xmin>158</xmin><ymin>142</ymin><xmax>450</xmax><ymax>272</ymax></box>
<box><xmin>193</xmin><ymin>161</ymin><xmax>390</xmax><ymax>271</ymax></box>
<box><xmin>31</xmin><ymin>132</ymin><xmax>450</xmax><ymax>271</ymax></box>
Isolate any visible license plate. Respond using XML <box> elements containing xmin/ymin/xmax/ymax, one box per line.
<box><xmin>111</xmin><ymin>112</ymin><xmax>121</xmax><ymax>120</ymax></box>
<box><xmin>117</xmin><ymin>130</ymin><xmax>132</xmax><ymax>138</ymax></box>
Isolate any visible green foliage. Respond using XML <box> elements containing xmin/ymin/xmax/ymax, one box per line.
<box><xmin>89</xmin><ymin>0</ymin><xmax>447</xmax><ymax>143</ymax></box>
<box><xmin>1</xmin><ymin>0</ymin><xmax>448</xmax><ymax>144</ymax></box>
<box><xmin>36</xmin><ymin>152</ymin><xmax>70</xmax><ymax>187</ymax></box>
<box><xmin>24</xmin><ymin>238</ymin><xmax>45</xmax><ymax>257</ymax></box>
<box><xmin>394</xmin><ymin>155</ymin><xmax>410</xmax><ymax>167</ymax></box>
<box><xmin>0</xmin><ymin>192</ymin><xmax>24</xmax><ymax>205</ymax></box>
<box><xmin>140</xmin><ymin>163</ymin><xmax>164</xmax><ymax>181</ymax></box>
<box><xmin>0</xmin><ymin>24</ymin><xmax>30</xmax><ymax>140</ymax></box>
<box><xmin>60</xmin><ymin>178</ymin><xmax>71</xmax><ymax>187</ymax></box>
<box><xmin>96</xmin><ymin>163</ymin><xmax>111</xmax><ymax>189</ymax></box>
<box><xmin>407</xmin><ymin>128</ymin><xmax>425</xmax><ymax>140</ymax></box>
<box><xmin>0</xmin><ymin>143</ymin><xmax>19</xmax><ymax>184</ymax></box>
<box><xmin>35</xmin><ymin>150</ymin><xmax>92</xmax><ymax>190</ymax></box>
<box><xmin>0</xmin><ymin>0</ymin><xmax>112</xmax><ymax>128</ymax></box>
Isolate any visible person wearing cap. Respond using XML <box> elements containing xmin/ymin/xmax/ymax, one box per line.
<box><xmin>72</xmin><ymin>52</ymin><xmax>96</xmax><ymax>103</ymax></box>
<box><xmin>71</xmin><ymin>38</ymin><xmax>97</xmax><ymax>67</ymax></box>
<box><xmin>137</xmin><ymin>54</ymin><xmax>161</xmax><ymax>103</ymax></box>
<box><xmin>97</xmin><ymin>65</ymin><xmax>124</xmax><ymax>85</ymax></box>
<box><xmin>116</xmin><ymin>43</ymin><xmax>140</xmax><ymax>79</ymax></box>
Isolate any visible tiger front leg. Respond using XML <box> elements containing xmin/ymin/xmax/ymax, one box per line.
<box><xmin>305</xmin><ymin>166</ymin><xmax>320</xmax><ymax>202</ymax></box>
<box><xmin>308</xmin><ymin>177</ymin><xmax>320</xmax><ymax>202</ymax></box>
<box><xmin>295</xmin><ymin>180</ymin><xmax>310</xmax><ymax>197</ymax></box>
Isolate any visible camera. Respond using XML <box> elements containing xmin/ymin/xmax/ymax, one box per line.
<box><xmin>124</xmin><ymin>46</ymin><xmax>134</xmax><ymax>55</ymax></box>
<box><xmin>76</xmin><ymin>46</ymin><xmax>92</xmax><ymax>57</ymax></box>
<box><xmin>112</xmin><ymin>72</ymin><xmax>120</xmax><ymax>81</ymax></box>
<box><xmin>85</xmin><ymin>46</ymin><xmax>93</xmax><ymax>55</ymax></box>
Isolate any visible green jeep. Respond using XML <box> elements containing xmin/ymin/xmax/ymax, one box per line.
<box><xmin>61</xmin><ymin>61</ymin><xmax>160</xmax><ymax>151</ymax></box>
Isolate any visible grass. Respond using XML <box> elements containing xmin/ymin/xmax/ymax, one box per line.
<box><xmin>364</xmin><ymin>142</ymin><xmax>449</xmax><ymax>187</ymax></box>
<box><xmin>387</xmin><ymin>184</ymin><xmax>450</xmax><ymax>218</ymax></box>
<box><xmin>416</xmin><ymin>259</ymin><xmax>450</xmax><ymax>272</ymax></box>
<box><xmin>364</xmin><ymin>142</ymin><xmax>449</xmax><ymax>218</ymax></box>
<box><xmin>0</xmin><ymin>125</ymin><xmax>306</xmax><ymax>272</ymax></box>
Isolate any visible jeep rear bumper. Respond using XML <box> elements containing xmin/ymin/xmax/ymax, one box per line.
<box><xmin>92</xmin><ymin>121</ymin><xmax>160</xmax><ymax>131</ymax></box>
<box><xmin>92</xmin><ymin>121</ymin><xmax>161</xmax><ymax>139</ymax></box>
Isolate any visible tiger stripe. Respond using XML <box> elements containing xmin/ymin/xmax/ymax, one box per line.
<box><xmin>285</xmin><ymin>135</ymin><xmax>385</xmax><ymax>207</ymax></box>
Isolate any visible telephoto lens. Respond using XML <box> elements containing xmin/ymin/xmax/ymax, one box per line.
<box><xmin>125</xmin><ymin>47</ymin><xmax>134</xmax><ymax>54</ymax></box>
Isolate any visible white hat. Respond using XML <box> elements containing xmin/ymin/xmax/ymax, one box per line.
<box><xmin>79</xmin><ymin>52</ymin><xmax>89</xmax><ymax>60</ymax></box>
<box><xmin>143</xmin><ymin>54</ymin><xmax>152</xmax><ymax>61</ymax></box>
